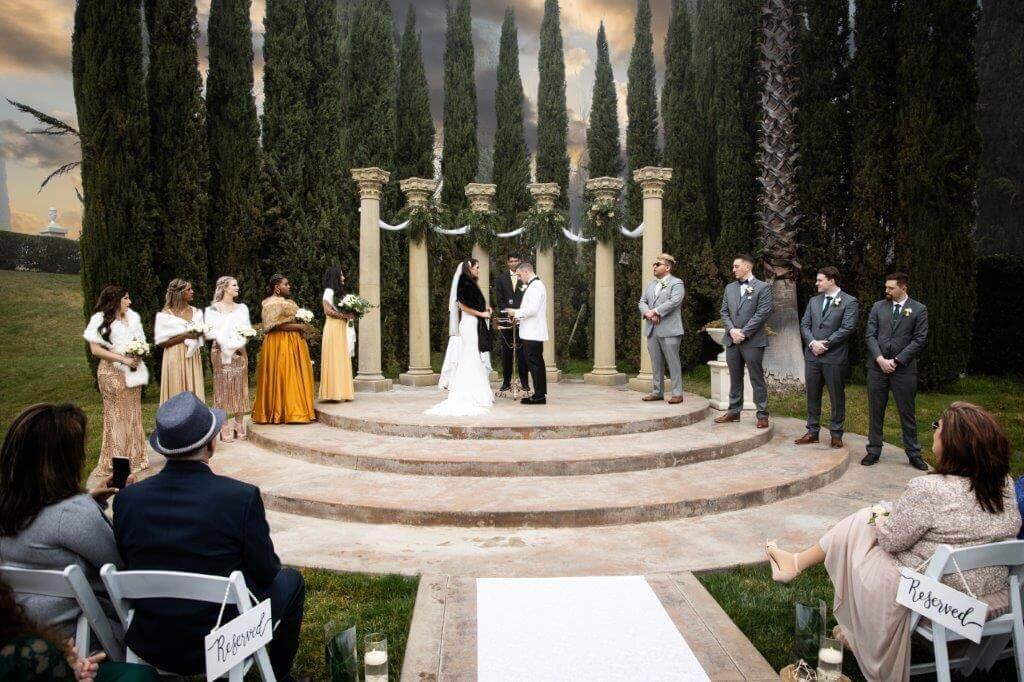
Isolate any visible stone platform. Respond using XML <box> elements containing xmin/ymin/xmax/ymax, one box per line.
<box><xmin>198</xmin><ymin>382</ymin><xmax>917</xmax><ymax>576</ymax></box>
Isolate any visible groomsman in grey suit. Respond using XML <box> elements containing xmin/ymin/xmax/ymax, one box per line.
<box><xmin>795</xmin><ymin>267</ymin><xmax>859</xmax><ymax>448</ymax></box>
<box><xmin>863</xmin><ymin>272</ymin><xmax>929</xmax><ymax>470</ymax></box>
<box><xmin>715</xmin><ymin>253</ymin><xmax>773</xmax><ymax>428</ymax></box>
<box><xmin>639</xmin><ymin>253</ymin><xmax>686</xmax><ymax>403</ymax></box>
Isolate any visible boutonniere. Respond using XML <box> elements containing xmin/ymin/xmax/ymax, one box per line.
<box><xmin>903</xmin><ymin>307</ymin><xmax>912</xmax><ymax>317</ymax></box>
<box><xmin>658</xmin><ymin>280</ymin><xmax>668</xmax><ymax>291</ymax></box>
<box><xmin>518</xmin><ymin>284</ymin><xmax>526</xmax><ymax>292</ymax></box>
<box><xmin>832</xmin><ymin>296</ymin><xmax>842</xmax><ymax>307</ymax></box>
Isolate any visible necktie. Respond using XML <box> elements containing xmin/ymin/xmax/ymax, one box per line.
<box><xmin>891</xmin><ymin>304</ymin><xmax>901</xmax><ymax>325</ymax></box>
<box><xmin>822</xmin><ymin>296</ymin><xmax>833</xmax><ymax>314</ymax></box>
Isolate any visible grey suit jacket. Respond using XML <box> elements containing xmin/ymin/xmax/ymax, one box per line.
<box><xmin>865</xmin><ymin>297</ymin><xmax>929</xmax><ymax>367</ymax></box>
<box><xmin>801</xmin><ymin>292</ymin><xmax>860</xmax><ymax>365</ymax></box>
<box><xmin>639</xmin><ymin>275</ymin><xmax>685</xmax><ymax>338</ymax></box>
<box><xmin>720</xmin><ymin>278</ymin><xmax>773</xmax><ymax>347</ymax></box>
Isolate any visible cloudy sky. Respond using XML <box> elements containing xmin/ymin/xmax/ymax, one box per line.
<box><xmin>0</xmin><ymin>0</ymin><xmax>671</xmax><ymax>237</ymax></box>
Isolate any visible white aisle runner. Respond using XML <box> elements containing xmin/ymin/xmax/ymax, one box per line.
<box><xmin>476</xmin><ymin>576</ymin><xmax>710</xmax><ymax>682</ymax></box>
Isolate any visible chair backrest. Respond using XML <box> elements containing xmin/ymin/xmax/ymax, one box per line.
<box><xmin>99</xmin><ymin>565</ymin><xmax>273</xmax><ymax>681</ymax></box>
<box><xmin>1</xmin><ymin>564</ymin><xmax>124</xmax><ymax>662</ymax></box>
<box><xmin>909</xmin><ymin>540</ymin><xmax>1024</xmax><ymax>632</ymax></box>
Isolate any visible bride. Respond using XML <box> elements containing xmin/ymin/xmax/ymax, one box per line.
<box><xmin>426</xmin><ymin>259</ymin><xmax>495</xmax><ymax>416</ymax></box>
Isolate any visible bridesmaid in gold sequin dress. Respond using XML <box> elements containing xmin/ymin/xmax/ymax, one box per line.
<box><xmin>205</xmin><ymin>276</ymin><xmax>252</xmax><ymax>441</ymax></box>
<box><xmin>82</xmin><ymin>285</ymin><xmax>149</xmax><ymax>477</ymax></box>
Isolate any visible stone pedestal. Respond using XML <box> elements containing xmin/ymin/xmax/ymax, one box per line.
<box><xmin>705</xmin><ymin>328</ymin><xmax>755</xmax><ymax>410</ymax></box>
<box><xmin>352</xmin><ymin>167</ymin><xmax>393</xmax><ymax>392</ymax></box>
<box><xmin>528</xmin><ymin>182</ymin><xmax>562</xmax><ymax>385</ymax></box>
<box><xmin>398</xmin><ymin>177</ymin><xmax>440</xmax><ymax>387</ymax></box>
<box><xmin>629</xmin><ymin>167</ymin><xmax>673</xmax><ymax>392</ymax></box>
<box><xmin>583</xmin><ymin>177</ymin><xmax>626</xmax><ymax>387</ymax></box>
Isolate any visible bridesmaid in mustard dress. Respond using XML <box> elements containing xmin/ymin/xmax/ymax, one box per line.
<box><xmin>154</xmin><ymin>278</ymin><xmax>205</xmax><ymax>404</ymax></box>
<box><xmin>319</xmin><ymin>266</ymin><xmax>355</xmax><ymax>402</ymax></box>
<box><xmin>252</xmin><ymin>274</ymin><xmax>316</xmax><ymax>424</ymax></box>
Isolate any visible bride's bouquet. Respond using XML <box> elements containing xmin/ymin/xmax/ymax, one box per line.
<box><xmin>295</xmin><ymin>308</ymin><xmax>315</xmax><ymax>324</ymax></box>
<box><xmin>234</xmin><ymin>326</ymin><xmax>258</xmax><ymax>344</ymax></box>
<box><xmin>338</xmin><ymin>294</ymin><xmax>375</xmax><ymax>320</ymax></box>
<box><xmin>185</xmin><ymin>320</ymin><xmax>210</xmax><ymax>336</ymax></box>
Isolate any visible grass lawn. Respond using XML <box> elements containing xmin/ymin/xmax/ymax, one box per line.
<box><xmin>0</xmin><ymin>270</ymin><xmax>417</xmax><ymax>680</ymax></box>
<box><xmin>4</xmin><ymin>269</ymin><xmax>1023</xmax><ymax>679</ymax></box>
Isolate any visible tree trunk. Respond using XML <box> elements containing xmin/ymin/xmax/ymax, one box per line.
<box><xmin>763</xmin><ymin>278</ymin><xmax>805</xmax><ymax>390</ymax></box>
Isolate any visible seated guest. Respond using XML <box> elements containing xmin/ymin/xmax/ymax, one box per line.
<box><xmin>765</xmin><ymin>402</ymin><xmax>1021</xmax><ymax>682</ymax></box>
<box><xmin>113</xmin><ymin>392</ymin><xmax>305</xmax><ymax>681</ymax></box>
<box><xmin>0</xmin><ymin>578</ymin><xmax>158</xmax><ymax>681</ymax></box>
<box><xmin>0</xmin><ymin>403</ymin><xmax>124</xmax><ymax>643</ymax></box>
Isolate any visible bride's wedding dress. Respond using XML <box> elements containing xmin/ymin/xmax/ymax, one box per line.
<box><xmin>426</xmin><ymin>265</ymin><xmax>494</xmax><ymax>417</ymax></box>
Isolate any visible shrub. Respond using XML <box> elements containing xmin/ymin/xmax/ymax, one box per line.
<box><xmin>0</xmin><ymin>232</ymin><xmax>81</xmax><ymax>274</ymax></box>
<box><xmin>970</xmin><ymin>254</ymin><xmax>1024</xmax><ymax>376</ymax></box>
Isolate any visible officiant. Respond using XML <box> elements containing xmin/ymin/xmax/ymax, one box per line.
<box><xmin>494</xmin><ymin>252</ymin><xmax>530</xmax><ymax>392</ymax></box>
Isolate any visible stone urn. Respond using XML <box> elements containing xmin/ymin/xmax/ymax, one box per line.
<box><xmin>702</xmin><ymin>326</ymin><xmax>755</xmax><ymax>411</ymax></box>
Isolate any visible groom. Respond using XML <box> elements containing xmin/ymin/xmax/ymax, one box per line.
<box><xmin>508</xmin><ymin>262</ymin><xmax>548</xmax><ymax>405</ymax></box>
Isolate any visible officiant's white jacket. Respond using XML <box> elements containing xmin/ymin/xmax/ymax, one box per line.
<box><xmin>514</xmin><ymin>277</ymin><xmax>549</xmax><ymax>342</ymax></box>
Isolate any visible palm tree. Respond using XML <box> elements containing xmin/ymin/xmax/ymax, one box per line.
<box><xmin>757</xmin><ymin>0</ymin><xmax>804</xmax><ymax>387</ymax></box>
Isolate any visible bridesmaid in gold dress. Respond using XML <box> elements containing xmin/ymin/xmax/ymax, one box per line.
<box><xmin>252</xmin><ymin>274</ymin><xmax>315</xmax><ymax>424</ymax></box>
<box><xmin>154</xmin><ymin>279</ymin><xmax>205</xmax><ymax>404</ymax></box>
<box><xmin>319</xmin><ymin>266</ymin><xmax>355</xmax><ymax>402</ymax></box>
<box><xmin>82</xmin><ymin>285</ymin><xmax>149</xmax><ymax>476</ymax></box>
<box><xmin>205</xmin><ymin>276</ymin><xmax>252</xmax><ymax>441</ymax></box>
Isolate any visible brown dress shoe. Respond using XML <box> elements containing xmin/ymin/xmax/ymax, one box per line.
<box><xmin>756</xmin><ymin>417</ymin><xmax>769</xmax><ymax>429</ymax></box>
<box><xmin>793</xmin><ymin>432</ymin><xmax>819</xmax><ymax>445</ymax></box>
<box><xmin>667</xmin><ymin>395</ymin><xmax>684</xmax><ymax>404</ymax></box>
<box><xmin>714</xmin><ymin>413</ymin><xmax>741</xmax><ymax>423</ymax></box>
<box><xmin>642</xmin><ymin>394</ymin><xmax>663</xmax><ymax>402</ymax></box>
<box><xmin>830</xmin><ymin>436</ymin><xmax>843</xmax><ymax>448</ymax></box>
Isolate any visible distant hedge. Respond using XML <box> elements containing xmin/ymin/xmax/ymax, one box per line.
<box><xmin>0</xmin><ymin>231</ymin><xmax>81</xmax><ymax>274</ymax></box>
<box><xmin>970</xmin><ymin>254</ymin><xmax>1024</xmax><ymax>376</ymax></box>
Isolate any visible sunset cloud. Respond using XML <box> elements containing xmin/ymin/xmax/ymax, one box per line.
<box><xmin>0</xmin><ymin>0</ymin><xmax>74</xmax><ymax>75</ymax></box>
<box><xmin>0</xmin><ymin>119</ymin><xmax>79</xmax><ymax>169</ymax></box>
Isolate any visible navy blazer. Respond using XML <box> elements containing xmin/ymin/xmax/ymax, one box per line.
<box><xmin>112</xmin><ymin>459</ymin><xmax>280</xmax><ymax>674</ymax></box>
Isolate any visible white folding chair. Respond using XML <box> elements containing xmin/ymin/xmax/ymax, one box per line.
<box><xmin>908</xmin><ymin>540</ymin><xmax>1024</xmax><ymax>681</ymax></box>
<box><xmin>99</xmin><ymin>564</ymin><xmax>275</xmax><ymax>681</ymax></box>
<box><xmin>1</xmin><ymin>563</ymin><xmax>124</xmax><ymax>661</ymax></box>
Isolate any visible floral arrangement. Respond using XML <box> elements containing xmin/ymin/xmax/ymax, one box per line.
<box><xmin>394</xmin><ymin>201</ymin><xmax>449</xmax><ymax>245</ymax></box>
<box><xmin>458</xmin><ymin>207</ymin><xmax>499</xmax><ymax>254</ymax></box>
<box><xmin>185</xmin><ymin>321</ymin><xmax>210</xmax><ymax>336</ymax></box>
<box><xmin>868</xmin><ymin>503</ymin><xmax>891</xmax><ymax>525</ymax></box>
<box><xmin>235</xmin><ymin>326</ymin><xmax>258</xmax><ymax>342</ymax></box>
<box><xmin>518</xmin><ymin>205</ymin><xmax>569</xmax><ymax>252</ymax></box>
<box><xmin>338</xmin><ymin>294</ymin><xmax>375</xmax><ymax>320</ymax></box>
<box><xmin>123</xmin><ymin>337</ymin><xmax>151</xmax><ymax>358</ymax></box>
<box><xmin>295</xmin><ymin>308</ymin><xmax>315</xmax><ymax>324</ymax></box>
<box><xmin>584</xmin><ymin>197</ymin><xmax>622</xmax><ymax>243</ymax></box>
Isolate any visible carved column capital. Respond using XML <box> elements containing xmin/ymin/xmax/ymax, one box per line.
<box><xmin>351</xmin><ymin>167</ymin><xmax>391</xmax><ymax>200</ymax></box>
<box><xmin>528</xmin><ymin>182</ymin><xmax>561</xmax><ymax>211</ymax></box>
<box><xmin>464</xmin><ymin>183</ymin><xmax>497</xmax><ymax>212</ymax></box>
<box><xmin>398</xmin><ymin>177</ymin><xmax>438</xmax><ymax>207</ymax></box>
<box><xmin>632</xmin><ymin>166</ymin><xmax>673</xmax><ymax>199</ymax></box>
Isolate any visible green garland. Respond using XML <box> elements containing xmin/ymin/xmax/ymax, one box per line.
<box><xmin>584</xmin><ymin>197</ymin><xmax>622</xmax><ymax>243</ymax></box>
<box><xmin>393</xmin><ymin>201</ymin><xmax>448</xmax><ymax>245</ymax></box>
<box><xmin>457</xmin><ymin>207</ymin><xmax>499</xmax><ymax>255</ymax></box>
<box><xmin>518</xmin><ymin>206</ymin><xmax>569</xmax><ymax>252</ymax></box>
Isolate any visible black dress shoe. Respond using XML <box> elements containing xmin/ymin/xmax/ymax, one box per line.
<box><xmin>498</xmin><ymin>384</ymin><xmax>511</xmax><ymax>391</ymax></box>
<box><xmin>908</xmin><ymin>455</ymin><xmax>929</xmax><ymax>471</ymax></box>
<box><xmin>521</xmin><ymin>396</ymin><xmax>546</xmax><ymax>405</ymax></box>
<box><xmin>860</xmin><ymin>453</ymin><xmax>880</xmax><ymax>466</ymax></box>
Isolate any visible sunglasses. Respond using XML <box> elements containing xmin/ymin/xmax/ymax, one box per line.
<box><xmin>653</xmin><ymin>261</ymin><xmax>664</xmax><ymax>267</ymax></box>
<box><xmin>931</xmin><ymin>419</ymin><xmax>941</xmax><ymax>430</ymax></box>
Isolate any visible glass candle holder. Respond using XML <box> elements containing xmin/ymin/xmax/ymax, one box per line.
<box><xmin>364</xmin><ymin>633</ymin><xmax>388</xmax><ymax>682</ymax></box>
<box><xmin>816</xmin><ymin>637</ymin><xmax>844</xmax><ymax>682</ymax></box>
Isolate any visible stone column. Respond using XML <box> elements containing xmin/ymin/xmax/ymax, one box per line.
<box><xmin>629</xmin><ymin>166</ymin><xmax>673</xmax><ymax>393</ymax></box>
<box><xmin>398</xmin><ymin>177</ymin><xmax>440</xmax><ymax>387</ymax></box>
<box><xmin>465</xmin><ymin>183</ymin><xmax>497</xmax><ymax>304</ymax></box>
<box><xmin>351</xmin><ymin>167</ymin><xmax>393</xmax><ymax>392</ymax></box>
<box><xmin>583</xmin><ymin>177</ymin><xmax>627</xmax><ymax>386</ymax></box>
<box><xmin>527</xmin><ymin>182</ymin><xmax>562</xmax><ymax>385</ymax></box>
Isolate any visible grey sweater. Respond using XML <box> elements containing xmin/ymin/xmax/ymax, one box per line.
<box><xmin>0</xmin><ymin>494</ymin><xmax>124</xmax><ymax>640</ymax></box>
<box><xmin>876</xmin><ymin>474</ymin><xmax>1021</xmax><ymax>596</ymax></box>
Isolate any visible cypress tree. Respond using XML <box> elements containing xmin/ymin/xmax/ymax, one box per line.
<box><xmin>896</xmin><ymin>0</ymin><xmax>979</xmax><ymax>388</ymax></box>
<box><xmin>975</xmin><ymin>0</ymin><xmax>1024</xmax><ymax>256</ymax></box>
<box><xmin>536</xmin><ymin>0</ymin><xmax>571</xmax><ymax>204</ymax></box>
<box><xmin>493</xmin><ymin>9</ymin><xmax>531</xmax><ymax>230</ymax></box>
<box><xmin>206</xmin><ymin>0</ymin><xmax>263</xmax><ymax>309</ymax></box>
<box><xmin>441</xmin><ymin>0</ymin><xmax>478</xmax><ymax>211</ymax></box>
<box><xmin>396</xmin><ymin>8</ymin><xmax>435</xmax><ymax>181</ymax></box>
<box><xmin>73</xmin><ymin>0</ymin><xmax>160</xmax><ymax>363</ymax></box>
<box><xmin>346</xmin><ymin>0</ymin><xmax>404</xmax><ymax>374</ymax></box>
<box><xmin>710</xmin><ymin>0</ymin><xmax>760</xmax><ymax>275</ymax></box>
<box><xmin>662</xmin><ymin>0</ymin><xmax>718</xmax><ymax>367</ymax></box>
<box><xmin>625</xmin><ymin>0</ymin><xmax>660</xmax><ymax>225</ymax></box>
<box><xmin>848</xmin><ymin>0</ymin><xmax>897</xmax><ymax>353</ymax></box>
<box><xmin>306</xmin><ymin>0</ymin><xmax>349</xmax><ymax>278</ymax></box>
<box><xmin>795</xmin><ymin>0</ymin><xmax>851</xmax><ymax>296</ymax></box>
<box><xmin>261</xmin><ymin>0</ymin><xmax>318</xmax><ymax>311</ymax></box>
<box><xmin>587</xmin><ymin>22</ymin><xmax>621</xmax><ymax>180</ymax></box>
<box><xmin>145</xmin><ymin>0</ymin><xmax>208</xmax><ymax>302</ymax></box>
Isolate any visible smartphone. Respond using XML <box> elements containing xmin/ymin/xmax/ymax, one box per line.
<box><xmin>112</xmin><ymin>457</ymin><xmax>130</xmax><ymax>489</ymax></box>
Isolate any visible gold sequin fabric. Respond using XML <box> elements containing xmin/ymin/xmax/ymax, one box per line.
<box><xmin>211</xmin><ymin>342</ymin><xmax>250</xmax><ymax>414</ymax></box>
<box><xmin>94</xmin><ymin>360</ymin><xmax>148</xmax><ymax>476</ymax></box>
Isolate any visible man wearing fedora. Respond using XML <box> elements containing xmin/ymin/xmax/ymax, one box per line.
<box><xmin>113</xmin><ymin>391</ymin><xmax>305</xmax><ymax>681</ymax></box>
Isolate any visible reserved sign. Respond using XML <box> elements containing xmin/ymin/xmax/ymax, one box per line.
<box><xmin>896</xmin><ymin>568</ymin><xmax>988</xmax><ymax>643</ymax></box>
<box><xmin>204</xmin><ymin>598</ymin><xmax>274</xmax><ymax>680</ymax></box>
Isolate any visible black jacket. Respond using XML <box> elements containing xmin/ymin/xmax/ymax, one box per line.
<box><xmin>112</xmin><ymin>460</ymin><xmax>281</xmax><ymax>675</ymax></box>
<box><xmin>457</xmin><ymin>275</ymin><xmax>493</xmax><ymax>353</ymax></box>
<box><xmin>494</xmin><ymin>269</ymin><xmax>525</xmax><ymax>311</ymax></box>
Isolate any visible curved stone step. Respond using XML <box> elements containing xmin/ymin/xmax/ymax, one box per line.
<box><xmin>210</xmin><ymin>428</ymin><xmax>850</xmax><ymax>528</ymax></box>
<box><xmin>247</xmin><ymin>417</ymin><xmax>773</xmax><ymax>477</ymax></box>
<box><xmin>313</xmin><ymin>385</ymin><xmax>709</xmax><ymax>439</ymax></box>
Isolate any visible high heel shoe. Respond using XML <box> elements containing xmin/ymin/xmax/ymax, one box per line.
<box><xmin>235</xmin><ymin>420</ymin><xmax>248</xmax><ymax>441</ymax></box>
<box><xmin>219</xmin><ymin>424</ymin><xmax>236</xmax><ymax>443</ymax></box>
<box><xmin>765</xmin><ymin>540</ymin><xmax>799</xmax><ymax>583</ymax></box>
